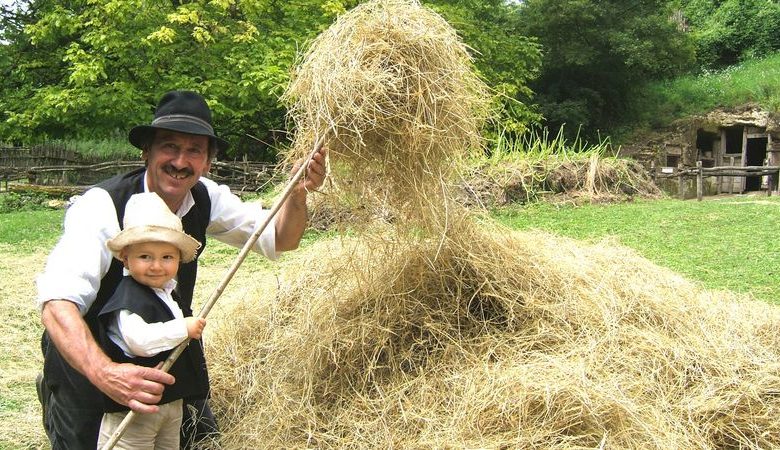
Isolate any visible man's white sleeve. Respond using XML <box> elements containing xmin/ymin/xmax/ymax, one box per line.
<box><xmin>36</xmin><ymin>189</ymin><xmax>119</xmax><ymax>314</ymax></box>
<box><xmin>201</xmin><ymin>178</ymin><xmax>278</xmax><ymax>259</ymax></box>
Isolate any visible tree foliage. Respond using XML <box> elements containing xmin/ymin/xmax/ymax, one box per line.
<box><xmin>680</xmin><ymin>0</ymin><xmax>780</xmax><ymax>69</ymax></box>
<box><xmin>1</xmin><ymin>0</ymin><xmax>346</xmax><ymax>159</ymax></box>
<box><xmin>517</xmin><ymin>0</ymin><xmax>696</xmax><ymax>140</ymax></box>
<box><xmin>0</xmin><ymin>0</ymin><xmax>541</xmax><ymax>159</ymax></box>
<box><xmin>428</xmin><ymin>0</ymin><xmax>542</xmax><ymax>134</ymax></box>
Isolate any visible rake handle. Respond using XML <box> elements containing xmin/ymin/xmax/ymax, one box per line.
<box><xmin>100</xmin><ymin>134</ymin><xmax>328</xmax><ymax>450</ymax></box>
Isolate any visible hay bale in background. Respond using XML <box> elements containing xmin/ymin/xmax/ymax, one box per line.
<box><xmin>208</xmin><ymin>219</ymin><xmax>780</xmax><ymax>448</ymax></box>
<box><xmin>458</xmin><ymin>154</ymin><xmax>662</xmax><ymax>208</ymax></box>
<box><xmin>281</xmin><ymin>0</ymin><xmax>491</xmax><ymax>228</ymax></box>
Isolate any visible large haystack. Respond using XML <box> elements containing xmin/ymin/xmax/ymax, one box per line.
<box><xmin>208</xmin><ymin>219</ymin><xmax>780</xmax><ymax>448</ymax></box>
<box><xmin>206</xmin><ymin>0</ymin><xmax>780</xmax><ymax>448</ymax></box>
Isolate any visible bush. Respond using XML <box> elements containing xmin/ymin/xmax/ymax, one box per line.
<box><xmin>685</xmin><ymin>0</ymin><xmax>780</xmax><ymax>69</ymax></box>
<box><xmin>0</xmin><ymin>191</ymin><xmax>64</xmax><ymax>213</ymax></box>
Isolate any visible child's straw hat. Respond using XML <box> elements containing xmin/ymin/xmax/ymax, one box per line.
<box><xmin>107</xmin><ymin>192</ymin><xmax>201</xmax><ymax>262</ymax></box>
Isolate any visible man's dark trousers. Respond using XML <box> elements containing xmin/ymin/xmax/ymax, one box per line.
<box><xmin>38</xmin><ymin>371</ymin><xmax>218</xmax><ymax>449</ymax></box>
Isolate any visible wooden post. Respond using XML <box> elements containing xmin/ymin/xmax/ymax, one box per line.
<box><xmin>242</xmin><ymin>154</ymin><xmax>248</xmax><ymax>186</ymax></box>
<box><xmin>775</xmin><ymin>168</ymin><xmax>780</xmax><ymax>195</ymax></box>
<box><xmin>650</xmin><ymin>160</ymin><xmax>656</xmax><ymax>185</ymax></box>
<box><xmin>728</xmin><ymin>156</ymin><xmax>735</xmax><ymax>194</ymax></box>
<box><xmin>696</xmin><ymin>160</ymin><xmax>703</xmax><ymax>201</ymax></box>
<box><xmin>765</xmin><ymin>157</ymin><xmax>771</xmax><ymax>197</ymax></box>
<box><xmin>678</xmin><ymin>163</ymin><xmax>685</xmax><ymax>200</ymax></box>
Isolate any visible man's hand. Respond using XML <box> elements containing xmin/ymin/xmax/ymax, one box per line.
<box><xmin>41</xmin><ymin>300</ymin><xmax>174</xmax><ymax>414</ymax></box>
<box><xmin>95</xmin><ymin>362</ymin><xmax>175</xmax><ymax>413</ymax></box>
<box><xmin>294</xmin><ymin>144</ymin><xmax>328</xmax><ymax>193</ymax></box>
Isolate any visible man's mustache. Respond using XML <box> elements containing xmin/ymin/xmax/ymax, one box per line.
<box><xmin>163</xmin><ymin>165</ymin><xmax>194</xmax><ymax>177</ymax></box>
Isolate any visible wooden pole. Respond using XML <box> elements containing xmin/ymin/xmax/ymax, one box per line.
<box><xmin>765</xmin><ymin>157</ymin><xmax>771</xmax><ymax>197</ymax></box>
<box><xmin>775</xmin><ymin>168</ymin><xmax>780</xmax><ymax>194</ymax></box>
<box><xmin>696</xmin><ymin>161</ymin><xmax>703</xmax><ymax>201</ymax></box>
<box><xmin>242</xmin><ymin>154</ymin><xmax>248</xmax><ymax>186</ymax></box>
<box><xmin>100</xmin><ymin>133</ymin><xmax>328</xmax><ymax>450</ymax></box>
<box><xmin>678</xmin><ymin>163</ymin><xmax>685</xmax><ymax>200</ymax></box>
<box><xmin>728</xmin><ymin>156</ymin><xmax>735</xmax><ymax>194</ymax></box>
<box><xmin>650</xmin><ymin>160</ymin><xmax>656</xmax><ymax>185</ymax></box>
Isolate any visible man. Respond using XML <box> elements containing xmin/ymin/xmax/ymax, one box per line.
<box><xmin>36</xmin><ymin>90</ymin><xmax>327</xmax><ymax>449</ymax></box>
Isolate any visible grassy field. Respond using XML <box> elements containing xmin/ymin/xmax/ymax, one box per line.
<box><xmin>1</xmin><ymin>194</ymin><xmax>778</xmax><ymax>447</ymax></box>
<box><xmin>494</xmin><ymin>195</ymin><xmax>780</xmax><ymax>303</ymax></box>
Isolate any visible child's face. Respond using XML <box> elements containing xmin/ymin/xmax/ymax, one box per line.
<box><xmin>121</xmin><ymin>241</ymin><xmax>181</xmax><ymax>289</ymax></box>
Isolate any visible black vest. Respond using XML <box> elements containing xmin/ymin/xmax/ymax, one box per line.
<box><xmin>97</xmin><ymin>276</ymin><xmax>208</xmax><ymax>412</ymax></box>
<box><xmin>42</xmin><ymin>167</ymin><xmax>211</xmax><ymax>411</ymax></box>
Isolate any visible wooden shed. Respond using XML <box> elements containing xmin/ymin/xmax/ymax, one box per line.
<box><xmin>624</xmin><ymin>106</ymin><xmax>780</xmax><ymax>196</ymax></box>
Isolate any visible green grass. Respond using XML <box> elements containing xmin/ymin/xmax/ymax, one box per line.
<box><xmin>482</xmin><ymin>127</ymin><xmax>613</xmax><ymax>163</ymax></box>
<box><xmin>4</xmin><ymin>196</ymin><xmax>778</xmax><ymax>303</ymax></box>
<box><xmin>626</xmin><ymin>52</ymin><xmax>780</xmax><ymax>132</ymax></box>
<box><xmin>0</xmin><ymin>208</ymin><xmax>64</xmax><ymax>252</ymax></box>
<box><xmin>493</xmin><ymin>195</ymin><xmax>780</xmax><ymax>303</ymax></box>
<box><xmin>45</xmin><ymin>137</ymin><xmax>139</xmax><ymax>160</ymax></box>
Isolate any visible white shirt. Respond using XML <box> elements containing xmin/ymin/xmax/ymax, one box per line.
<box><xmin>107</xmin><ymin>274</ymin><xmax>188</xmax><ymax>358</ymax></box>
<box><xmin>36</xmin><ymin>173</ymin><xmax>278</xmax><ymax>314</ymax></box>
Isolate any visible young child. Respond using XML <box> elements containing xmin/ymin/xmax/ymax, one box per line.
<box><xmin>96</xmin><ymin>192</ymin><xmax>206</xmax><ymax>449</ymax></box>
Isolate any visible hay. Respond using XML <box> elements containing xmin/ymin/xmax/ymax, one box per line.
<box><xmin>281</xmin><ymin>0</ymin><xmax>491</xmax><ymax>228</ymax></box>
<box><xmin>208</xmin><ymin>219</ymin><xmax>780</xmax><ymax>448</ymax></box>
<box><xmin>459</xmin><ymin>154</ymin><xmax>662</xmax><ymax>208</ymax></box>
<box><xmin>207</xmin><ymin>0</ymin><xmax>780</xmax><ymax>447</ymax></box>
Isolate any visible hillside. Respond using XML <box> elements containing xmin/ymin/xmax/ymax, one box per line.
<box><xmin>622</xmin><ymin>52</ymin><xmax>780</xmax><ymax>134</ymax></box>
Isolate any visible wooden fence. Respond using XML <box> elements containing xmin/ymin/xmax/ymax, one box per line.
<box><xmin>1</xmin><ymin>147</ymin><xmax>283</xmax><ymax>194</ymax></box>
<box><xmin>1</xmin><ymin>145</ymin><xmax>86</xmax><ymax>167</ymax></box>
<box><xmin>652</xmin><ymin>161</ymin><xmax>780</xmax><ymax>201</ymax></box>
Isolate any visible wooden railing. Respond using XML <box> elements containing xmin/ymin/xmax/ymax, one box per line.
<box><xmin>652</xmin><ymin>161</ymin><xmax>780</xmax><ymax>200</ymax></box>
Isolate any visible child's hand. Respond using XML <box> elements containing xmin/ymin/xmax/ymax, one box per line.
<box><xmin>185</xmin><ymin>317</ymin><xmax>206</xmax><ymax>339</ymax></box>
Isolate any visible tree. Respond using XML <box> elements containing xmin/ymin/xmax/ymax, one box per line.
<box><xmin>0</xmin><ymin>0</ymin><xmax>346</xmax><ymax>159</ymax></box>
<box><xmin>518</xmin><ymin>0</ymin><xmax>695</xmax><ymax>140</ymax></box>
<box><xmin>0</xmin><ymin>0</ymin><xmax>541</xmax><ymax>158</ymax></box>
<box><xmin>428</xmin><ymin>0</ymin><xmax>542</xmax><ymax>135</ymax></box>
<box><xmin>679</xmin><ymin>0</ymin><xmax>780</xmax><ymax>69</ymax></box>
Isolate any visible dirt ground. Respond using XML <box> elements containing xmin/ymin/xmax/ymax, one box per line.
<box><xmin>0</xmin><ymin>244</ymin><xmax>48</xmax><ymax>448</ymax></box>
<box><xmin>0</xmin><ymin>240</ymin><xmax>278</xmax><ymax>449</ymax></box>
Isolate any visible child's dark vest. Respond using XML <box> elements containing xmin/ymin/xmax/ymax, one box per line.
<box><xmin>97</xmin><ymin>276</ymin><xmax>208</xmax><ymax>412</ymax></box>
<box><xmin>41</xmin><ymin>167</ymin><xmax>211</xmax><ymax>410</ymax></box>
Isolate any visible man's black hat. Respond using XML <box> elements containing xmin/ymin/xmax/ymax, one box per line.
<box><xmin>129</xmin><ymin>90</ymin><xmax>229</xmax><ymax>152</ymax></box>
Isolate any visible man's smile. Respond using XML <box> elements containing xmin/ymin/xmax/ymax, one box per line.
<box><xmin>164</xmin><ymin>165</ymin><xmax>194</xmax><ymax>180</ymax></box>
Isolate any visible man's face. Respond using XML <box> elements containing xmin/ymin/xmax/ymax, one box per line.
<box><xmin>144</xmin><ymin>129</ymin><xmax>211</xmax><ymax>211</ymax></box>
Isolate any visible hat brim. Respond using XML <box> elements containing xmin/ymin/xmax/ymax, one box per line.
<box><xmin>129</xmin><ymin>124</ymin><xmax>230</xmax><ymax>152</ymax></box>
<box><xmin>107</xmin><ymin>225</ymin><xmax>201</xmax><ymax>263</ymax></box>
